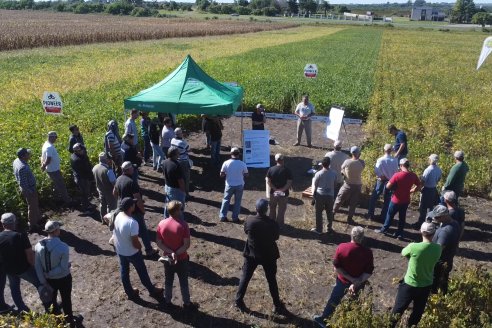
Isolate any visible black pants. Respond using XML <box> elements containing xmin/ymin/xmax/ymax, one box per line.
<box><xmin>391</xmin><ymin>281</ymin><xmax>431</xmax><ymax>328</ymax></box>
<box><xmin>47</xmin><ymin>274</ymin><xmax>73</xmax><ymax>323</ymax></box>
<box><xmin>432</xmin><ymin>261</ymin><xmax>452</xmax><ymax>295</ymax></box>
<box><xmin>236</xmin><ymin>257</ymin><xmax>281</xmax><ymax>307</ymax></box>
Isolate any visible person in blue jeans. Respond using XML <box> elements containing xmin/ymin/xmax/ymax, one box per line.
<box><xmin>219</xmin><ymin>148</ymin><xmax>249</xmax><ymax>222</ymax></box>
<box><xmin>314</xmin><ymin>227</ymin><xmax>374</xmax><ymax>327</ymax></box>
<box><xmin>113</xmin><ymin>198</ymin><xmax>163</xmax><ymax>301</ymax></box>
<box><xmin>0</xmin><ymin>213</ymin><xmax>51</xmax><ymax>313</ymax></box>
<box><xmin>388</xmin><ymin>124</ymin><xmax>408</xmax><ymax>161</ymax></box>
<box><xmin>0</xmin><ymin>267</ymin><xmax>14</xmax><ymax>314</ymax></box>
<box><xmin>366</xmin><ymin>144</ymin><xmax>398</xmax><ymax>221</ymax></box>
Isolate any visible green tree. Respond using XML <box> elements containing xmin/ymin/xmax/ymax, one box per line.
<box><xmin>471</xmin><ymin>12</ymin><xmax>492</xmax><ymax>26</ymax></box>
<box><xmin>451</xmin><ymin>0</ymin><xmax>477</xmax><ymax>23</ymax></box>
<box><xmin>299</xmin><ymin>0</ymin><xmax>317</xmax><ymax>14</ymax></box>
<box><xmin>196</xmin><ymin>0</ymin><xmax>210</xmax><ymax>11</ymax></box>
<box><xmin>287</xmin><ymin>0</ymin><xmax>298</xmax><ymax>14</ymax></box>
<box><xmin>321</xmin><ymin>0</ymin><xmax>331</xmax><ymax>15</ymax></box>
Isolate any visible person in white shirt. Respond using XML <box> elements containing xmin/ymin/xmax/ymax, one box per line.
<box><xmin>160</xmin><ymin>117</ymin><xmax>175</xmax><ymax>158</ymax></box>
<box><xmin>219</xmin><ymin>148</ymin><xmax>249</xmax><ymax>223</ymax></box>
<box><xmin>171</xmin><ymin>128</ymin><xmax>192</xmax><ymax>198</ymax></box>
<box><xmin>124</xmin><ymin>109</ymin><xmax>139</xmax><ymax>147</ymax></box>
<box><xmin>325</xmin><ymin>140</ymin><xmax>349</xmax><ymax>196</ymax></box>
<box><xmin>293</xmin><ymin>95</ymin><xmax>315</xmax><ymax>147</ymax></box>
<box><xmin>113</xmin><ymin>197</ymin><xmax>163</xmax><ymax>301</ymax></box>
<box><xmin>41</xmin><ymin>131</ymin><xmax>71</xmax><ymax>205</ymax></box>
<box><xmin>366</xmin><ymin>144</ymin><xmax>398</xmax><ymax>221</ymax></box>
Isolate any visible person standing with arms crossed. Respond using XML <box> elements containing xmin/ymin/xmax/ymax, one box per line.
<box><xmin>266</xmin><ymin>153</ymin><xmax>292</xmax><ymax>227</ymax></box>
<box><xmin>293</xmin><ymin>95</ymin><xmax>315</xmax><ymax>147</ymax></box>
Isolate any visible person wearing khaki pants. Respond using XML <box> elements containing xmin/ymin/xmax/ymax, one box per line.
<box><xmin>266</xmin><ymin>154</ymin><xmax>292</xmax><ymax>226</ymax></box>
<box><xmin>13</xmin><ymin>148</ymin><xmax>42</xmax><ymax>232</ymax></box>
<box><xmin>293</xmin><ymin>95</ymin><xmax>315</xmax><ymax>147</ymax></box>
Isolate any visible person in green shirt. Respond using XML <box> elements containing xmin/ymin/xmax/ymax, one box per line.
<box><xmin>390</xmin><ymin>222</ymin><xmax>441</xmax><ymax>328</ymax></box>
<box><xmin>442</xmin><ymin>150</ymin><xmax>469</xmax><ymax>202</ymax></box>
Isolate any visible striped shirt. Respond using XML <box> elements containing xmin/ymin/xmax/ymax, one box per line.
<box><xmin>170</xmin><ymin>138</ymin><xmax>190</xmax><ymax>162</ymax></box>
<box><xmin>13</xmin><ymin>158</ymin><xmax>36</xmax><ymax>192</ymax></box>
<box><xmin>421</xmin><ymin>164</ymin><xmax>442</xmax><ymax>188</ymax></box>
<box><xmin>105</xmin><ymin>131</ymin><xmax>122</xmax><ymax>160</ymax></box>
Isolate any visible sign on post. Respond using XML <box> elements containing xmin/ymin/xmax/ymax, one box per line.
<box><xmin>243</xmin><ymin>130</ymin><xmax>270</xmax><ymax>168</ymax></box>
<box><xmin>304</xmin><ymin>64</ymin><xmax>318</xmax><ymax>78</ymax></box>
<box><xmin>42</xmin><ymin>92</ymin><xmax>63</xmax><ymax>115</ymax></box>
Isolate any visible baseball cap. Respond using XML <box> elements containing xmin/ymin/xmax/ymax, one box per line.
<box><xmin>256</xmin><ymin>198</ymin><xmax>269</xmax><ymax>213</ymax></box>
<box><xmin>350</xmin><ymin>146</ymin><xmax>360</xmax><ymax>154</ymax></box>
<box><xmin>1</xmin><ymin>213</ymin><xmax>16</xmax><ymax>225</ymax></box>
<box><xmin>73</xmin><ymin>143</ymin><xmax>84</xmax><ymax>151</ymax></box>
<box><xmin>334</xmin><ymin>140</ymin><xmax>342</xmax><ymax>147</ymax></box>
<box><xmin>399</xmin><ymin>158</ymin><xmax>409</xmax><ymax>165</ymax></box>
<box><xmin>98</xmin><ymin>152</ymin><xmax>109</xmax><ymax>162</ymax></box>
<box><xmin>174</xmin><ymin>127</ymin><xmax>183</xmax><ymax>135</ymax></box>
<box><xmin>17</xmin><ymin>147</ymin><xmax>31</xmax><ymax>158</ymax></box>
<box><xmin>119</xmin><ymin>197</ymin><xmax>136</xmax><ymax>211</ymax></box>
<box><xmin>454</xmin><ymin>150</ymin><xmax>464</xmax><ymax>159</ymax></box>
<box><xmin>47</xmin><ymin>131</ymin><xmax>57</xmax><ymax>137</ymax></box>
<box><xmin>121</xmin><ymin>161</ymin><xmax>133</xmax><ymax>170</ymax></box>
<box><xmin>230</xmin><ymin>147</ymin><xmax>240</xmax><ymax>154</ymax></box>
<box><xmin>256</xmin><ymin>103</ymin><xmax>263</xmax><ymax>109</ymax></box>
<box><xmin>383</xmin><ymin>144</ymin><xmax>392</xmax><ymax>151</ymax></box>
<box><xmin>443</xmin><ymin>191</ymin><xmax>457</xmax><ymax>204</ymax></box>
<box><xmin>44</xmin><ymin>220</ymin><xmax>64</xmax><ymax>233</ymax></box>
<box><xmin>420</xmin><ymin>222</ymin><xmax>436</xmax><ymax>235</ymax></box>
<box><xmin>429</xmin><ymin>154</ymin><xmax>439</xmax><ymax>163</ymax></box>
<box><xmin>275</xmin><ymin>153</ymin><xmax>284</xmax><ymax>161</ymax></box>
<box><xmin>426</xmin><ymin>205</ymin><xmax>449</xmax><ymax>219</ymax></box>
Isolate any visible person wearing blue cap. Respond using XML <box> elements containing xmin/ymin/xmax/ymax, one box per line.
<box><xmin>235</xmin><ymin>199</ymin><xmax>288</xmax><ymax>315</ymax></box>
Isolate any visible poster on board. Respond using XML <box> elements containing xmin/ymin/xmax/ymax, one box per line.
<box><xmin>243</xmin><ymin>130</ymin><xmax>270</xmax><ymax>168</ymax></box>
<box><xmin>325</xmin><ymin>107</ymin><xmax>345</xmax><ymax>141</ymax></box>
<box><xmin>42</xmin><ymin>92</ymin><xmax>63</xmax><ymax>115</ymax></box>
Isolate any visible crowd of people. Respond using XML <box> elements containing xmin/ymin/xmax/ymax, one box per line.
<box><xmin>1</xmin><ymin>99</ymin><xmax>470</xmax><ymax>327</ymax></box>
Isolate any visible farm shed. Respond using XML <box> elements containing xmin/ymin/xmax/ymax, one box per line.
<box><xmin>410</xmin><ymin>7</ymin><xmax>446</xmax><ymax>21</ymax></box>
<box><xmin>124</xmin><ymin>55</ymin><xmax>244</xmax><ymax>116</ymax></box>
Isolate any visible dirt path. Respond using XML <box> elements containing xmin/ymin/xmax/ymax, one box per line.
<box><xmin>13</xmin><ymin>117</ymin><xmax>491</xmax><ymax>328</ymax></box>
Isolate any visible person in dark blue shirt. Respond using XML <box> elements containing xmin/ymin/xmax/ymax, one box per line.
<box><xmin>389</xmin><ymin>124</ymin><xmax>408</xmax><ymax>161</ymax></box>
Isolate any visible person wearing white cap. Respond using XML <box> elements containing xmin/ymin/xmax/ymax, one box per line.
<box><xmin>13</xmin><ymin>147</ymin><xmax>42</xmax><ymax>232</ymax></box>
<box><xmin>160</xmin><ymin>117</ymin><xmax>175</xmax><ymax>158</ymax></box>
<box><xmin>293</xmin><ymin>95</ymin><xmax>315</xmax><ymax>147</ymax></box>
<box><xmin>375</xmin><ymin>158</ymin><xmax>421</xmax><ymax>239</ymax></box>
<box><xmin>442</xmin><ymin>150</ymin><xmax>469</xmax><ymax>203</ymax></box>
<box><xmin>332</xmin><ymin>146</ymin><xmax>365</xmax><ymax>224</ymax></box>
<box><xmin>325</xmin><ymin>140</ymin><xmax>349</xmax><ymax>197</ymax></box>
<box><xmin>251</xmin><ymin>104</ymin><xmax>266</xmax><ymax>130</ymax></box>
<box><xmin>171</xmin><ymin>128</ymin><xmax>192</xmax><ymax>198</ymax></box>
<box><xmin>41</xmin><ymin>131</ymin><xmax>72</xmax><ymax>206</ymax></box>
<box><xmin>414</xmin><ymin>154</ymin><xmax>442</xmax><ymax>229</ymax></box>
<box><xmin>34</xmin><ymin>221</ymin><xmax>82</xmax><ymax>326</ymax></box>
<box><xmin>70</xmin><ymin>143</ymin><xmax>95</xmax><ymax>213</ymax></box>
<box><xmin>93</xmin><ymin>152</ymin><xmax>117</xmax><ymax>220</ymax></box>
<box><xmin>427</xmin><ymin>205</ymin><xmax>460</xmax><ymax>295</ymax></box>
<box><xmin>0</xmin><ymin>213</ymin><xmax>51</xmax><ymax>313</ymax></box>
<box><xmin>266</xmin><ymin>153</ymin><xmax>292</xmax><ymax>226</ymax></box>
<box><xmin>366</xmin><ymin>144</ymin><xmax>398</xmax><ymax>221</ymax></box>
<box><xmin>390</xmin><ymin>221</ymin><xmax>441</xmax><ymax>328</ymax></box>
<box><xmin>219</xmin><ymin>147</ymin><xmax>248</xmax><ymax>222</ymax></box>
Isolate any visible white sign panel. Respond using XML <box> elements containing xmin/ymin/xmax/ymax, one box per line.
<box><xmin>304</xmin><ymin>64</ymin><xmax>318</xmax><ymax>78</ymax></box>
<box><xmin>325</xmin><ymin>107</ymin><xmax>345</xmax><ymax>141</ymax></box>
<box><xmin>243</xmin><ymin>130</ymin><xmax>270</xmax><ymax>168</ymax></box>
<box><xmin>477</xmin><ymin>36</ymin><xmax>492</xmax><ymax>70</ymax></box>
<box><xmin>42</xmin><ymin>92</ymin><xmax>63</xmax><ymax>115</ymax></box>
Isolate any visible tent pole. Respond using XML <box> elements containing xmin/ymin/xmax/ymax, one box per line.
<box><xmin>240</xmin><ymin>103</ymin><xmax>244</xmax><ymax>151</ymax></box>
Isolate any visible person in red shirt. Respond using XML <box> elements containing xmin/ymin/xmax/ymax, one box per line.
<box><xmin>156</xmin><ymin>201</ymin><xmax>198</xmax><ymax>310</ymax></box>
<box><xmin>375</xmin><ymin>158</ymin><xmax>421</xmax><ymax>240</ymax></box>
<box><xmin>313</xmin><ymin>226</ymin><xmax>374</xmax><ymax>327</ymax></box>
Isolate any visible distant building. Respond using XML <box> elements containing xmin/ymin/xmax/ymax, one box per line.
<box><xmin>411</xmin><ymin>7</ymin><xmax>446</xmax><ymax>21</ymax></box>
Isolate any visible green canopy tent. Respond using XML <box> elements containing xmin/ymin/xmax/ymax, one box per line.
<box><xmin>124</xmin><ymin>55</ymin><xmax>244</xmax><ymax>115</ymax></box>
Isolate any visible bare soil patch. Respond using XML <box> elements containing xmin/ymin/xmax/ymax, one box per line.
<box><xmin>12</xmin><ymin>117</ymin><xmax>491</xmax><ymax>327</ymax></box>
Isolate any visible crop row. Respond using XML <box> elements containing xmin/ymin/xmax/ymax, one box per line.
<box><xmin>364</xmin><ymin>29</ymin><xmax>492</xmax><ymax>196</ymax></box>
<box><xmin>0</xmin><ymin>9</ymin><xmax>298</xmax><ymax>51</ymax></box>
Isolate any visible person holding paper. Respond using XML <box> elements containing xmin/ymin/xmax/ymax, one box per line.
<box><xmin>293</xmin><ymin>95</ymin><xmax>315</xmax><ymax>147</ymax></box>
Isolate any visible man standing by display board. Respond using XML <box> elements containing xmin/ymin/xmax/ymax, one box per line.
<box><xmin>293</xmin><ymin>95</ymin><xmax>315</xmax><ymax>148</ymax></box>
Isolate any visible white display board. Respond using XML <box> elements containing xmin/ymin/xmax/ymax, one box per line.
<box><xmin>243</xmin><ymin>130</ymin><xmax>270</xmax><ymax>168</ymax></box>
<box><xmin>42</xmin><ymin>92</ymin><xmax>63</xmax><ymax>115</ymax></box>
<box><xmin>325</xmin><ymin>107</ymin><xmax>345</xmax><ymax>141</ymax></box>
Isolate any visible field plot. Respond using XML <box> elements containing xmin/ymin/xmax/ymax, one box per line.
<box><xmin>364</xmin><ymin>29</ymin><xmax>492</xmax><ymax>195</ymax></box>
<box><xmin>0</xmin><ymin>9</ymin><xmax>298</xmax><ymax>51</ymax></box>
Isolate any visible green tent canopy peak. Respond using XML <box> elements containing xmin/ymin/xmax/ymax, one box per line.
<box><xmin>124</xmin><ymin>55</ymin><xmax>244</xmax><ymax>116</ymax></box>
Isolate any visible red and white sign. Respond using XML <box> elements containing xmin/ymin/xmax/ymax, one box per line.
<box><xmin>304</xmin><ymin>64</ymin><xmax>318</xmax><ymax>78</ymax></box>
<box><xmin>42</xmin><ymin>92</ymin><xmax>63</xmax><ymax>115</ymax></box>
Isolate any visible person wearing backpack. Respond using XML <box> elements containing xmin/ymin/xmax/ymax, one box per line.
<box><xmin>34</xmin><ymin>220</ymin><xmax>82</xmax><ymax>327</ymax></box>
